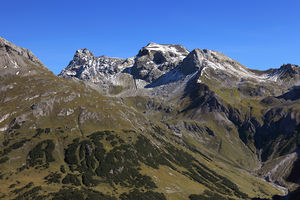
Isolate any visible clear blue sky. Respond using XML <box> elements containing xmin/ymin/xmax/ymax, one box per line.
<box><xmin>1</xmin><ymin>0</ymin><xmax>299</xmax><ymax>74</ymax></box>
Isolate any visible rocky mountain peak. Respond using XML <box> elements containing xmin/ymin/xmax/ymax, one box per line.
<box><xmin>0</xmin><ymin>37</ymin><xmax>44</xmax><ymax>67</ymax></box>
<box><xmin>74</xmin><ymin>48</ymin><xmax>95</xmax><ymax>59</ymax></box>
<box><xmin>265</xmin><ymin>64</ymin><xmax>300</xmax><ymax>82</ymax></box>
<box><xmin>177</xmin><ymin>48</ymin><xmax>242</xmax><ymax>75</ymax></box>
<box><xmin>178</xmin><ymin>48</ymin><xmax>205</xmax><ymax>75</ymax></box>
<box><xmin>278</xmin><ymin>64</ymin><xmax>299</xmax><ymax>74</ymax></box>
<box><xmin>59</xmin><ymin>49</ymin><xmax>126</xmax><ymax>83</ymax></box>
<box><xmin>277</xmin><ymin>64</ymin><xmax>300</xmax><ymax>81</ymax></box>
<box><xmin>69</xmin><ymin>48</ymin><xmax>96</xmax><ymax>68</ymax></box>
<box><xmin>130</xmin><ymin>43</ymin><xmax>189</xmax><ymax>82</ymax></box>
<box><xmin>280</xmin><ymin>63</ymin><xmax>298</xmax><ymax>70</ymax></box>
<box><xmin>0</xmin><ymin>37</ymin><xmax>47</xmax><ymax>77</ymax></box>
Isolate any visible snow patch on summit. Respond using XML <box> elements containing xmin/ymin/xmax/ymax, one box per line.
<box><xmin>145</xmin><ymin>43</ymin><xmax>188</xmax><ymax>58</ymax></box>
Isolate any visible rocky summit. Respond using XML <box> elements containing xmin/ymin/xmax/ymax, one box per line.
<box><xmin>1</xmin><ymin>36</ymin><xmax>300</xmax><ymax>200</ymax></box>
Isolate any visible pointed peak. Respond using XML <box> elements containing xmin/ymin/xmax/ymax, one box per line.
<box><xmin>188</xmin><ymin>48</ymin><xmax>204</xmax><ymax>56</ymax></box>
<box><xmin>187</xmin><ymin>48</ymin><xmax>215</xmax><ymax>59</ymax></box>
<box><xmin>189</xmin><ymin>48</ymin><xmax>218</xmax><ymax>57</ymax></box>
<box><xmin>279</xmin><ymin>63</ymin><xmax>299</xmax><ymax>71</ymax></box>
<box><xmin>178</xmin><ymin>49</ymin><xmax>205</xmax><ymax>75</ymax></box>
<box><xmin>0</xmin><ymin>36</ymin><xmax>47</xmax><ymax>72</ymax></box>
<box><xmin>272</xmin><ymin>64</ymin><xmax>300</xmax><ymax>80</ymax></box>
<box><xmin>0</xmin><ymin>36</ymin><xmax>20</xmax><ymax>48</ymax></box>
<box><xmin>0</xmin><ymin>36</ymin><xmax>11</xmax><ymax>45</ymax></box>
<box><xmin>0</xmin><ymin>36</ymin><xmax>28</xmax><ymax>56</ymax></box>
<box><xmin>0</xmin><ymin>36</ymin><xmax>41</xmax><ymax>64</ymax></box>
<box><xmin>75</xmin><ymin>48</ymin><xmax>94</xmax><ymax>58</ymax></box>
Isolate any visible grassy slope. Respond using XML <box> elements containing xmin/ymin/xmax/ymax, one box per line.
<box><xmin>0</xmin><ymin>61</ymin><xmax>284</xmax><ymax>200</ymax></box>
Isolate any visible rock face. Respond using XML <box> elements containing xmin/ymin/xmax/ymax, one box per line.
<box><xmin>0</xmin><ymin>37</ymin><xmax>42</xmax><ymax>65</ymax></box>
<box><xmin>278</xmin><ymin>85</ymin><xmax>300</xmax><ymax>101</ymax></box>
<box><xmin>129</xmin><ymin>43</ymin><xmax>189</xmax><ymax>82</ymax></box>
<box><xmin>0</xmin><ymin>37</ymin><xmax>48</xmax><ymax>77</ymax></box>
<box><xmin>177</xmin><ymin>48</ymin><xmax>205</xmax><ymax>75</ymax></box>
<box><xmin>59</xmin><ymin>48</ymin><xmax>137</xmax><ymax>94</ymax></box>
<box><xmin>59</xmin><ymin>48</ymin><xmax>126</xmax><ymax>80</ymax></box>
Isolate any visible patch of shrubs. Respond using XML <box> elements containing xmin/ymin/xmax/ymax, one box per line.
<box><xmin>44</xmin><ymin>172</ymin><xmax>61</xmax><ymax>184</ymax></box>
<box><xmin>122</xmin><ymin>129</ymin><xmax>136</xmax><ymax>134</ymax></box>
<box><xmin>13</xmin><ymin>186</ymin><xmax>45</xmax><ymax>200</ymax></box>
<box><xmin>33</xmin><ymin>128</ymin><xmax>52</xmax><ymax>138</ymax></box>
<box><xmin>1</xmin><ymin>139</ymin><xmax>30</xmax><ymax>156</ymax></box>
<box><xmin>45</xmin><ymin>128</ymin><xmax>51</xmax><ymax>134</ymax></box>
<box><xmin>89</xmin><ymin>131</ymin><xmax>105</xmax><ymax>141</ymax></box>
<box><xmin>184</xmin><ymin>141</ymin><xmax>212</xmax><ymax>162</ymax></box>
<box><xmin>164</xmin><ymin>143</ymin><xmax>197</xmax><ymax>169</ymax></box>
<box><xmin>152</xmin><ymin>126</ymin><xmax>165</xmax><ymax>136</ymax></box>
<box><xmin>33</xmin><ymin>128</ymin><xmax>43</xmax><ymax>138</ymax></box>
<box><xmin>60</xmin><ymin>165</ymin><xmax>66</xmax><ymax>173</ymax></box>
<box><xmin>93</xmin><ymin>142</ymin><xmax>157</xmax><ymax>189</ymax></box>
<box><xmin>163</xmin><ymin>139</ymin><xmax>247</xmax><ymax>198</ymax></box>
<box><xmin>64</xmin><ymin>131</ymin><xmax>159</xmax><ymax>189</ymax></box>
<box><xmin>11</xmin><ymin>123</ymin><xmax>21</xmax><ymax>130</ymax></box>
<box><xmin>189</xmin><ymin>190</ymin><xmax>228</xmax><ymax>200</ymax></box>
<box><xmin>134</xmin><ymin>135</ymin><xmax>173</xmax><ymax>169</ymax></box>
<box><xmin>27</xmin><ymin>140</ymin><xmax>55</xmax><ymax>167</ymax></box>
<box><xmin>106</xmin><ymin>134</ymin><xmax>115</xmax><ymax>141</ymax></box>
<box><xmin>185</xmin><ymin>162</ymin><xmax>247</xmax><ymax>198</ymax></box>
<box><xmin>52</xmin><ymin>187</ymin><xmax>84</xmax><ymax>200</ymax></box>
<box><xmin>62</xmin><ymin>130</ymin><xmax>246</xmax><ymax>199</ymax></box>
<box><xmin>0</xmin><ymin>156</ymin><xmax>9</xmax><ymax>164</ymax></box>
<box><xmin>12</xmin><ymin>182</ymin><xmax>34</xmax><ymax>194</ymax></box>
<box><xmin>10</xmin><ymin>139</ymin><xmax>30</xmax><ymax>149</ymax></box>
<box><xmin>82</xmin><ymin>172</ymin><xmax>99</xmax><ymax>187</ymax></box>
<box><xmin>110</xmin><ymin>141</ymin><xmax>118</xmax><ymax>147</ymax></box>
<box><xmin>51</xmin><ymin>187</ymin><xmax>116</xmax><ymax>200</ymax></box>
<box><xmin>65</xmin><ymin>139</ymin><xmax>79</xmax><ymax>165</ymax></box>
<box><xmin>120</xmin><ymin>189</ymin><xmax>166</xmax><ymax>200</ymax></box>
<box><xmin>2</xmin><ymin>139</ymin><xmax>11</xmax><ymax>146</ymax></box>
<box><xmin>62</xmin><ymin>174</ymin><xmax>81</xmax><ymax>186</ymax></box>
<box><xmin>9</xmin><ymin>183</ymin><xmax>17</xmax><ymax>189</ymax></box>
<box><xmin>79</xmin><ymin>140</ymin><xmax>96</xmax><ymax>173</ymax></box>
<box><xmin>221</xmin><ymin>176</ymin><xmax>248</xmax><ymax>198</ymax></box>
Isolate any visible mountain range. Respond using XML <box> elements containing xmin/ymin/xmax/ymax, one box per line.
<box><xmin>0</xmin><ymin>36</ymin><xmax>299</xmax><ymax>200</ymax></box>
